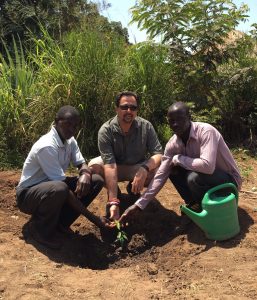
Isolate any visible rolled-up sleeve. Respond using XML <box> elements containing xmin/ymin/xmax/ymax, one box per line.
<box><xmin>147</xmin><ymin>123</ymin><xmax>163</xmax><ymax>155</ymax></box>
<box><xmin>98</xmin><ymin>125</ymin><xmax>116</xmax><ymax>165</ymax></box>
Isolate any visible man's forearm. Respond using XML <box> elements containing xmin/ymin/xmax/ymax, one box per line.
<box><xmin>104</xmin><ymin>164</ymin><xmax>119</xmax><ymax>200</ymax></box>
<box><xmin>144</xmin><ymin>154</ymin><xmax>162</xmax><ymax>171</ymax></box>
<box><xmin>173</xmin><ymin>155</ymin><xmax>215</xmax><ymax>174</ymax></box>
<box><xmin>66</xmin><ymin>190</ymin><xmax>100</xmax><ymax>226</ymax></box>
<box><xmin>135</xmin><ymin>155</ymin><xmax>171</xmax><ymax>210</ymax></box>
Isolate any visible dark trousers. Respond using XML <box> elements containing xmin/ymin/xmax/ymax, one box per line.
<box><xmin>169</xmin><ymin>167</ymin><xmax>237</xmax><ymax>205</ymax></box>
<box><xmin>16</xmin><ymin>174</ymin><xmax>104</xmax><ymax>237</ymax></box>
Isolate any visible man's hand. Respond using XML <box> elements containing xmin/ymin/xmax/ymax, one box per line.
<box><xmin>131</xmin><ymin>167</ymin><xmax>148</xmax><ymax>194</ymax></box>
<box><xmin>109</xmin><ymin>205</ymin><xmax>120</xmax><ymax>220</ymax></box>
<box><xmin>119</xmin><ymin>204</ymin><xmax>141</xmax><ymax>224</ymax></box>
<box><xmin>96</xmin><ymin>216</ymin><xmax>117</xmax><ymax>229</ymax></box>
<box><xmin>75</xmin><ymin>173</ymin><xmax>91</xmax><ymax>198</ymax></box>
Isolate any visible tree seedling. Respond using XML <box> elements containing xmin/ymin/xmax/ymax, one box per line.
<box><xmin>114</xmin><ymin>221</ymin><xmax>128</xmax><ymax>247</ymax></box>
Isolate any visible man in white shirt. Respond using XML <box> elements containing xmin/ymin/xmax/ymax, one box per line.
<box><xmin>16</xmin><ymin>105</ymin><xmax>105</xmax><ymax>249</ymax></box>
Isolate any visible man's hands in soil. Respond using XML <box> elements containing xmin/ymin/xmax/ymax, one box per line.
<box><xmin>95</xmin><ymin>216</ymin><xmax>117</xmax><ymax>229</ymax></box>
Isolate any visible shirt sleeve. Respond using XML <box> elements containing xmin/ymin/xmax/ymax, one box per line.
<box><xmin>176</xmin><ymin>129</ymin><xmax>219</xmax><ymax>174</ymax></box>
<box><xmin>135</xmin><ymin>138</ymin><xmax>176</xmax><ymax>210</ymax></box>
<box><xmin>37</xmin><ymin>147</ymin><xmax>66</xmax><ymax>181</ymax></box>
<box><xmin>146</xmin><ymin>123</ymin><xmax>163</xmax><ymax>155</ymax></box>
<box><xmin>70</xmin><ymin>138</ymin><xmax>85</xmax><ymax>166</ymax></box>
<box><xmin>98</xmin><ymin>125</ymin><xmax>116</xmax><ymax>165</ymax></box>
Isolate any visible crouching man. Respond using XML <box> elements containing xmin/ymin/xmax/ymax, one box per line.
<box><xmin>16</xmin><ymin>105</ymin><xmax>106</xmax><ymax>249</ymax></box>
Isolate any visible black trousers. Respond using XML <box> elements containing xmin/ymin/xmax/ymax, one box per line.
<box><xmin>169</xmin><ymin>167</ymin><xmax>237</xmax><ymax>205</ymax></box>
<box><xmin>16</xmin><ymin>174</ymin><xmax>104</xmax><ymax>237</ymax></box>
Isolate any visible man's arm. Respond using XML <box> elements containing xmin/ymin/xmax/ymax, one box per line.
<box><xmin>119</xmin><ymin>138</ymin><xmax>179</xmax><ymax>223</ymax></box>
<box><xmin>131</xmin><ymin>153</ymin><xmax>162</xmax><ymax>194</ymax></box>
<box><xmin>74</xmin><ymin>163</ymin><xmax>92</xmax><ymax>198</ymax></box>
<box><xmin>66</xmin><ymin>189</ymin><xmax>115</xmax><ymax>229</ymax></box>
<box><xmin>145</xmin><ymin>153</ymin><xmax>162</xmax><ymax>171</ymax></box>
<box><xmin>104</xmin><ymin>163</ymin><xmax>120</xmax><ymax>220</ymax></box>
<box><xmin>131</xmin><ymin>120</ymin><xmax>163</xmax><ymax>194</ymax></box>
<box><xmin>119</xmin><ymin>153</ymin><xmax>171</xmax><ymax>223</ymax></box>
<box><xmin>172</xmin><ymin>129</ymin><xmax>219</xmax><ymax>174</ymax></box>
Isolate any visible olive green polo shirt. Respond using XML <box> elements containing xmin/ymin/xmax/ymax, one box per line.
<box><xmin>98</xmin><ymin>116</ymin><xmax>163</xmax><ymax>165</ymax></box>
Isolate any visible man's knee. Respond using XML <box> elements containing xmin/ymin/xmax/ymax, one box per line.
<box><xmin>47</xmin><ymin>181</ymin><xmax>69</xmax><ymax>204</ymax></box>
<box><xmin>90</xmin><ymin>164</ymin><xmax>104</xmax><ymax>177</ymax></box>
<box><xmin>27</xmin><ymin>181</ymin><xmax>69</xmax><ymax>214</ymax></box>
<box><xmin>88</xmin><ymin>156</ymin><xmax>104</xmax><ymax>178</ymax></box>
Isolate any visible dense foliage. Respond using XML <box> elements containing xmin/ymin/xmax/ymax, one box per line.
<box><xmin>0</xmin><ymin>0</ymin><xmax>129</xmax><ymax>50</ymax></box>
<box><xmin>131</xmin><ymin>0</ymin><xmax>257</xmax><ymax>145</ymax></box>
<box><xmin>0</xmin><ymin>0</ymin><xmax>257</xmax><ymax>168</ymax></box>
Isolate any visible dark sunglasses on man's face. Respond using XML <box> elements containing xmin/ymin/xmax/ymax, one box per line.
<box><xmin>119</xmin><ymin>104</ymin><xmax>138</xmax><ymax>111</ymax></box>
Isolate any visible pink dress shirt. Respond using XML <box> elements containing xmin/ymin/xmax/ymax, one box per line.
<box><xmin>135</xmin><ymin>122</ymin><xmax>242</xmax><ymax>210</ymax></box>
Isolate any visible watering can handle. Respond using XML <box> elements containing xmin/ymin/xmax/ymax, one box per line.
<box><xmin>207</xmin><ymin>182</ymin><xmax>238</xmax><ymax>203</ymax></box>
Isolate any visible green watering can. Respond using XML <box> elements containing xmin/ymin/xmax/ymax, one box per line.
<box><xmin>180</xmin><ymin>183</ymin><xmax>240</xmax><ymax>241</ymax></box>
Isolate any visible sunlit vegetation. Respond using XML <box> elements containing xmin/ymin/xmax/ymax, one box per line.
<box><xmin>0</xmin><ymin>0</ymin><xmax>257</xmax><ymax>168</ymax></box>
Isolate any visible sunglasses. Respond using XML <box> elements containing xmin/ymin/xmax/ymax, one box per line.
<box><xmin>119</xmin><ymin>105</ymin><xmax>138</xmax><ymax>111</ymax></box>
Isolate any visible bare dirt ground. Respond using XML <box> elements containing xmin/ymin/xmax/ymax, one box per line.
<box><xmin>0</xmin><ymin>153</ymin><xmax>257</xmax><ymax>299</ymax></box>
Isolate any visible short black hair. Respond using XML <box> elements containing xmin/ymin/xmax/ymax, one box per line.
<box><xmin>168</xmin><ymin>101</ymin><xmax>190</xmax><ymax>116</ymax></box>
<box><xmin>55</xmin><ymin>105</ymin><xmax>80</xmax><ymax>121</ymax></box>
<box><xmin>115</xmin><ymin>91</ymin><xmax>139</xmax><ymax>107</ymax></box>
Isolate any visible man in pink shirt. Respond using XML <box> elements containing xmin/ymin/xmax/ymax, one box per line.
<box><xmin>119</xmin><ymin>101</ymin><xmax>242</xmax><ymax>223</ymax></box>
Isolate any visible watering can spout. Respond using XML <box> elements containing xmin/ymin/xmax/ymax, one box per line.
<box><xmin>180</xmin><ymin>205</ymin><xmax>207</xmax><ymax>229</ymax></box>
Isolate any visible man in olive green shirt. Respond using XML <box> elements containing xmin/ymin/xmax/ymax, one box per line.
<box><xmin>89</xmin><ymin>91</ymin><xmax>162</xmax><ymax>221</ymax></box>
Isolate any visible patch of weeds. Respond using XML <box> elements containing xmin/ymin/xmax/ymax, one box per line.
<box><xmin>240</xmin><ymin>166</ymin><xmax>253</xmax><ymax>180</ymax></box>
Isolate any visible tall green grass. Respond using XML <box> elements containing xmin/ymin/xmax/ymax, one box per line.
<box><xmin>0</xmin><ymin>37</ymin><xmax>36</xmax><ymax>167</ymax></box>
<box><xmin>26</xmin><ymin>27</ymin><xmax>127</xmax><ymax>158</ymax></box>
<box><xmin>1</xmin><ymin>25</ymin><xmax>257</xmax><ymax>168</ymax></box>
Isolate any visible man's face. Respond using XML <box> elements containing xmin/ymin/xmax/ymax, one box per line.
<box><xmin>116</xmin><ymin>95</ymin><xmax>138</xmax><ymax>124</ymax></box>
<box><xmin>55</xmin><ymin>113</ymin><xmax>80</xmax><ymax>141</ymax></box>
<box><xmin>167</xmin><ymin>108</ymin><xmax>191</xmax><ymax>137</ymax></box>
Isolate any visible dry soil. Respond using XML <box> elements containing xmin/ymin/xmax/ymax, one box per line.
<box><xmin>0</xmin><ymin>154</ymin><xmax>256</xmax><ymax>299</ymax></box>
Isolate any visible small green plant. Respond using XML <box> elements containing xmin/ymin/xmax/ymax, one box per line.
<box><xmin>114</xmin><ymin>221</ymin><xmax>128</xmax><ymax>247</ymax></box>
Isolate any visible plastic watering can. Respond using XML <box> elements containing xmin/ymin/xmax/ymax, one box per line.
<box><xmin>180</xmin><ymin>183</ymin><xmax>240</xmax><ymax>241</ymax></box>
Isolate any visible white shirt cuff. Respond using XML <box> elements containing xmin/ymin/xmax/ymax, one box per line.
<box><xmin>172</xmin><ymin>154</ymin><xmax>181</xmax><ymax>166</ymax></box>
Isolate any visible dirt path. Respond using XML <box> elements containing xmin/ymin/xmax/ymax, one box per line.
<box><xmin>0</xmin><ymin>155</ymin><xmax>257</xmax><ymax>299</ymax></box>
